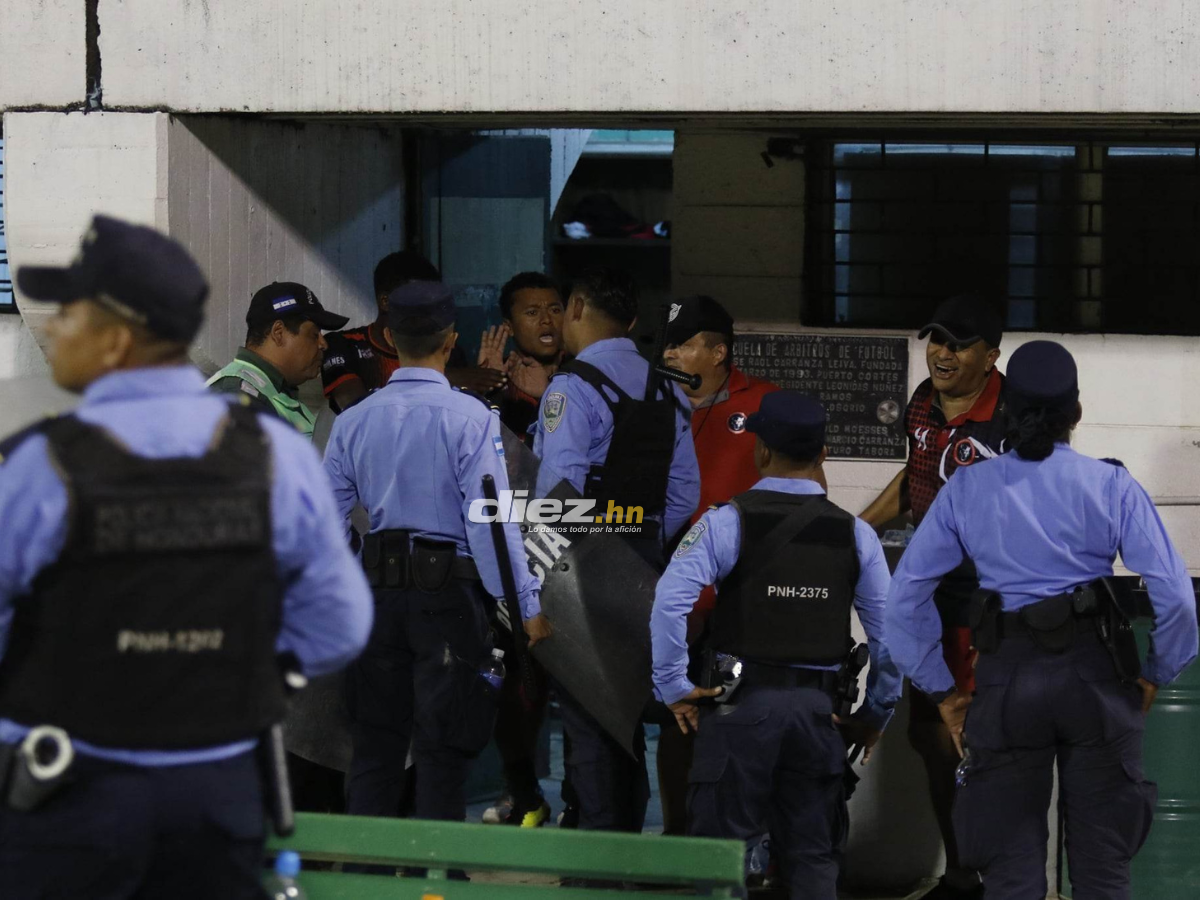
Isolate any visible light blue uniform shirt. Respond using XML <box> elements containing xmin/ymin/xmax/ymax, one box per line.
<box><xmin>651</xmin><ymin>477</ymin><xmax>902</xmax><ymax>731</ymax></box>
<box><xmin>533</xmin><ymin>337</ymin><xmax>701</xmax><ymax>542</ymax></box>
<box><xmin>323</xmin><ymin>367</ymin><xmax>541</xmax><ymax>619</ymax></box>
<box><xmin>886</xmin><ymin>445</ymin><xmax>1199</xmax><ymax>695</ymax></box>
<box><xmin>0</xmin><ymin>367</ymin><xmax>373</xmax><ymax>766</ymax></box>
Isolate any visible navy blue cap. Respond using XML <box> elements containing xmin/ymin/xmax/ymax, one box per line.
<box><xmin>1004</xmin><ymin>340</ymin><xmax>1079</xmax><ymax>417</ymax></box>
<box><xmin>16</xmin><ymin>215</ymin><xmax>208</xmax><ymax>342</ymax></box>
<box><xmin>918</xmin><ymin>293</ymin><xmax>1003</xmax><ymax>349</ymax></box>
<box><xmin>665</xmin><ymin>295</ymin><xmax>734</xmax><ymax>347</ymax></box>
<box><xmin>386</xmin><ymin>280</ymin><xmax>457</xmax><ymax>335</ymax></box>
<box><xmin>746</xmin><ymin>391</ymin><xmax>827</xmax><ymax>459</ymax></box>
<box><xmin>246</xmin><ymin>282</ymin><xmax>348</xmax><ymax>331</ymax></box>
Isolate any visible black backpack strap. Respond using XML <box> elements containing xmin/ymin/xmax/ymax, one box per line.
<box><xmin>556</xmin><ymin>359</ymin><xmax>627</xmax><ymax>413</ymax></box>
<box><xmin>0</xmin><ymin>415</ymin><xmax>70</xmax><ymax>464</ymax></box>
<box><xmin>730</xmin><ymin>497</ymin><xmax>828</xmax><ymax>575</ymax></box>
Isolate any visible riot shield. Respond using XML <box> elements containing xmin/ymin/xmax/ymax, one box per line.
<box><xmin>500</xmin><ymin>436</ymin><xmax>660</xmax><ymax>757</ymax></box>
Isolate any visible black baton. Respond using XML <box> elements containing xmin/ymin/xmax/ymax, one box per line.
<box><xmin>482</xmin><ymin>474</ymin><xmax>538</xmax><ymax>703</ymax></box>
<box><xmin>259</xmin><ymin>723</ymin><xmax>295</xmax><ymax>837</ymax></box>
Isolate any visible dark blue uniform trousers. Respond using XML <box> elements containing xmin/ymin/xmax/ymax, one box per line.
<box><xmin>953</xmin><ymin>632</ymin><xmax>1157</xmax><ymax>900</ymax></box>
<box><xmin>0</xmin><ymin>750</ymin><xmax>265</xmax><ymax>900</ymax></box>
<box><xmin>553</xmin><ymin>679</ymin><xmax>650</xmax><ymax>832</ymax></box>
<box><xmin>345</xmin><ymin>579</ymin><xmax>493</xmax><ymax>822</ymax></box>
<box><xmin>688</xmin><ymin>685</ymin><xmax>848</xmax><ymax>900</ymax></box>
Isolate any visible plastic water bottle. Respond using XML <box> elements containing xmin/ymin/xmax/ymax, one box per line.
<box><xmin>480</xmin><ymin>648</ymin><xmax>506</xmax><ymax>692</ymax></box>
<box><xmin>265</xmin><ymin>851</ymin><xmax>307</xmax><ymax>900</ymax></box>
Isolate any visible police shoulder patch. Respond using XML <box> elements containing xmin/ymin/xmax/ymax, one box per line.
<box><xmin>674</xmin><ymin>520</ymin><xmax>707</xmax><ymax>559</ymax></box>
<box><xmin>493</xmin><ymin>434</ymin><xmax>506</xmax><ymax>458</ymax></box>
<box><xmin>543</xmin><ymin>391</ymin><xmax>567</xmax><ymax>433</ymax></box>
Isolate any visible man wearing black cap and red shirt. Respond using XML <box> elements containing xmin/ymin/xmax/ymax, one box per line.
<box><xmin>208</xmin><ymin>282</ymin><xmax>349</xmax><ymax>439</ymax></box>
<box><xmin>658</xmin><ymin>294</ymin><xmax>779</xmax><ymax>834</ymax></box>
<box><xmin>0</xmin><ymin>215</ymin><xmax>371</xmax><ymax>898</ymax></box>
<box><xmin>860</xmin><ymin>293</ymin><xmax>1006</xmax><ymax>900</ymax></box>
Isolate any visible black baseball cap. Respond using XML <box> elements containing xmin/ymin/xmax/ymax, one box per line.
<box><xmin>746</xmin><ymin>391</ymin><xmax>827</xmax><ymax>459</ymax></box>
<box><xmin>246</xmin><ymin>282</ymin><xmax>348</xmax><ymax>331</ymax></box>
<box><xmin>1004</xmin><ymin>340</ymin><xmax>1079</xmax><ymax>417</ymax></box>
<box><xmin>387</xmin><ymin>280</ymin><xmax>457</xmax><ymax>335</ymax></box>
<box><xmin>918</xmin><ymin>294</ymin><xmax>1003</xmax><ymax>349</ymax></box>
<box><xmin>665</xmin><ymin>295</ymin><xmax>735</xmax><ymax>346</ymax></box>
<box><xmin>17</xmin><ymin>215</ymin><xmax>209</xmax><ymax>343</ymax></box>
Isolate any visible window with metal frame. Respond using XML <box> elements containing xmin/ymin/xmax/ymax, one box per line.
<box><xmin>805</xmin><ymin>140</ymin><xmax>1200</xmax><ymax>335</ymax></box>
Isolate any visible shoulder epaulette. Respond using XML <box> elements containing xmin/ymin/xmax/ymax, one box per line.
<box><xmin>1100</xmin><ymin>458</ymin><xmax>1126</xmax><ymax>469</ymax></box>
<box><xmin>0</xmin><ymin>414</ymin><xmax>67</xmax><ymax>465</ymax></box>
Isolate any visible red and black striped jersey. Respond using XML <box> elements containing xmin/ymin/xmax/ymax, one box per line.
<box><xmin>904</xmin><ymin>368</ymin><xmax>1007</xmax><ymax>524</ymax></box>
<box><xmin>321</xmin><ymin>323</ymin><xmax>399</xmax><ymax>407</ymax></box>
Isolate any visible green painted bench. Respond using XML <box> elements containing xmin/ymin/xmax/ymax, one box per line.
<box><xmin>266</xmin><ymin>812</ymin><xmax>746</xmax><ymax>898</ymax></box>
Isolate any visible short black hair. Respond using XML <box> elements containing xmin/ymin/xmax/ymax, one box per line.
<box><xmin>499</xmin><ymin>272</ymin><xmax>560</xmax><ymax>319</ymax></box>
<box><xmin>246</xmin><ymin>312</ymin><xmax>307</xmax><ymax>347</ymax></box>
<box><xmin>392</xmin><ymin>324</ymin><xmax>455</xmax><ymax>360</ymax></box>
<box><xmin>760</xmin><ymin>437</ymin><xmax>823</xmax><ymax>469</ymax></box>
<box><xmin>700</xmin><ymin>331</ymin><xmax>735</xmax><ymax>371</ymax></box>
<box><xmin>569</xmin><ymin>267</ymin><xmax>639</xmax><ymax>328</ymax></box>
<box><xmin>374</xmin><ymin>251</ymin><xmax>441</xmax><ymax>298</ymax></box>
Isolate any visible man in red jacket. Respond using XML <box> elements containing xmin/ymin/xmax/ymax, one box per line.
<box><xmin>658</xmin><ymin>295</ymin><xmax>778</xmax><ymax>835</ymax></box>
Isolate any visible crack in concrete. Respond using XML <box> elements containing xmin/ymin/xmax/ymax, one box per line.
<box><xmin>86</xmin><ymin>0</ymin><xmax>102</xmax><ymax>110</ymax></box>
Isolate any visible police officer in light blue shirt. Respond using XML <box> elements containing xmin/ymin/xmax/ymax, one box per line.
<box><xmin>531</xmin><ymin>267</ymin><xmax>700</xmax><ymax>841</ymax></box>
<box><xmin>0</xmin><ymin>216</ymin><xmax>373</xmax><ymax>900</ymax></box>
<box><xmin>652</xmin><ymin>391</ymin><xmax>901</xmax><ymax>898</ymax></box>
<box><xmin>323</xmin><ymin>280</ymin><xmax>550</xmax><ymax>828</ymax></box>
<box><xmin>886</xmin><ymin>340</ymin><xmax>1199</xmax><ymax>900</ymax></box>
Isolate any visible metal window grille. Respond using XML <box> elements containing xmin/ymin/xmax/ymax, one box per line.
<box><xmin>806</xmin><ymin>140</ymin><xmax>1200</xmax><ymax>335</ymax></box>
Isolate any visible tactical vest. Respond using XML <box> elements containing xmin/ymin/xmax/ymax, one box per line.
<box><xmin>207</xmin><ymin>356</ymin><xmax>316</xmax><ymax>438</ymax></box>
<box><xmin>709</xmin><ymin>490</ymin><xmax>859</xmax><ymax>666</ymax></box>
<box><xmin>0</xmin><ymin>406</ymin><xmax>287</xmax><ymax>749</ymax></box>
<box><xmin>557</xmin><ymin>359</ymin><xmax>676</xmax><ymax>519</ymax></box>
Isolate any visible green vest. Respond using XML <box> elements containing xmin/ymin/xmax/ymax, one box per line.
<box><xmin>206</xmin><ymin>350</ymin><xmax>317</xmax><ymax>439</ymax></box>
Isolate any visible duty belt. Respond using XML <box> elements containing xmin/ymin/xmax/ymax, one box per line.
<box><xmin>361</xmin><ymin>529</ymin><xmax>480</xmax><ymax>592</ymax></box>
<box><xmin>739</xmin><ymin>661</ymin><xmax>839</xmax><ymax>694</ymax></box>
<box><xmin>970</xmin><ymin>580</ymin><xmax>1142</xmax><ymax>682</ymax></box>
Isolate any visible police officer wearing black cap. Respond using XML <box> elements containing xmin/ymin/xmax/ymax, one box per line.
<box><xmin>652</xmin><ymin>391</ymin><xmax>902</xmax><ymax>898</ymax></box>
<box><xmin>887</xmin><ymin>341</ymin><xmax>1199</xmax><ymax>899</ymax></box>
<box><xmin>0</xmin><ymin>215</ymin><xmax>372</xmax><ymax>898</ymax></box>
<box><xmin>323</xmin><ymin>281</ymin><xmax>551</xmax><ymax>832</ymax></box>
<box><xmin>208</xmin><ymin>282</ymin><xmax>349</xmax><ymax>439</ymax></box>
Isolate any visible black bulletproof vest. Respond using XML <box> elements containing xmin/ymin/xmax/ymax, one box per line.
<box><xmin>558</xmin><ymin>359</ymin><xmax>677</xmax><ymax>518</ymax></box>
<box><xmin>0</xmin><ymin>405</ymin><xmax>286</xmax><ymax>748</ymax></box>
<box><xmin>709</xmin><ymin>490</ymin><xmax>859</xmax><ymax>666</ymax></box>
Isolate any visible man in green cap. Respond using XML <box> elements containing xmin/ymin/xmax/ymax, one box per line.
<box><xmin>209</xmin><ymin>281</ymin><xmax>349</xmax><ymax>438</ymax></box>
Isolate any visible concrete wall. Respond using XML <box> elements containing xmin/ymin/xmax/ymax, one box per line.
<box><xmin>3</xmin><ymin>112</ymin><xmax>169</xmax><ymax>341</ymax></box>
<box><xmin>4</xmin><ymin>112</ymin><xmax>405</xmax><ymax>381</ymax></box>
<box><xmin>672</xmin><ymin>132</ymin><xmax>806</xmax><ymax>321</ymax></box>
<box><xmin>2</xmin><ymin>1</ymin><xmax>1180</xmax><ymax>115</ymax></box>
<box><xmin>0</xmin><ymin>0</ymin><xmax>85</xmax><ymax>109</ymax></box>
<box><xmin>167</xmin><ymin>117</ymin><xmax>405</xmax><ymax>372</ymax></box>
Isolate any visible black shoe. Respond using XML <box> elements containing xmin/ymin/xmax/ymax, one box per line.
<box><xmin>557</xmin><ymin>805</ymin><xmax>580</xmax><ymax>829</ymax></box>
<box><xmin>921</xmin><ymin>876</ymin><xmax>984</xmax><ymax>900</ymax></box>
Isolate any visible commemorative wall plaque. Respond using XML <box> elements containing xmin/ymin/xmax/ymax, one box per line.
<box><xmin>732</xmin><ymin>333</ymin><xmax>909</xmax><ymax>460</ymax></box>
